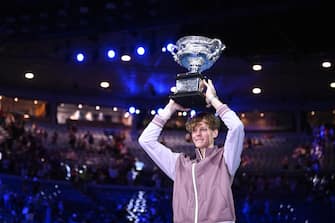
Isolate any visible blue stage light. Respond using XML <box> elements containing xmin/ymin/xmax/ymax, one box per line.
<box><xmin>129</xmin><ymin>106</ymin><xmax>136</xmax><ymax>114</ymax></box>
<box><xmin>107</xmin><ymin>49</ymin><xmax>116</xmax><ymax>58</ymax></box>
<box><xmin>76</xmin><ymin>53</ymin><xmax>85</xmax><ymax>62</ymax></box>
<box><xmin>137</xmin><ymin>46</ymin><xmax>145</xmax><ymax>55</ymax></box>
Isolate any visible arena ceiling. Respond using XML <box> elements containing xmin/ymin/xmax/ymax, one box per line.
<box><xmin>0</xmin><ymin>0</ymin><xmax>334</xmax><ymax>112</ymax></box>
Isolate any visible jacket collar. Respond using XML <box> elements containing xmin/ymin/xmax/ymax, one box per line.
<box><xmin>195</xmin><ymin>145</ymin><xmax>218</xmax><ymax>161</ymax></box>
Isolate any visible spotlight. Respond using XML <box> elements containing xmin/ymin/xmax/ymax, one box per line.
<box><xmin>252</xmin><ymin>87</ymin><xmax>262</xmax><ymax>94</ymax></box>
<box><xmin>25</xmin><ymin>72</ymin><xmax>34</xmax><ymax>79</ymax></box>
<box><xmin>107</xmin><ymin>49</ymin><xmax>116</xmax><ymax>59</ymax></box>
<box><xmin>252</xmin><ymin>64</ymin><xmax>262</xmax><ymax>71</ymax></box>
<box><xmin>322</xmin><ymin>61</ymin><xmax>332</xmax><ymax>68</ymax></box>
<box><xmin>129</xmin><ymin>106</ymin><xmax>136</xmax><ymax>114</ymax></box>
<box><xmin>100</xmin><ymin>81</ymin><xmax>110</xmax><ymax>88</ymax></box>
<box><xmin>124</xmin><ymin>112</ymin><xmax>130</xmax><ymax>118</ymax></box>
<box><xmin>121</xmin><ymin>54</ymin><xmax>131</xmax><ymax>61</ymax></box>
<box><xmin>76</xmin><ymin>53</ymin><xmax>85</xmax><ymax>62</ymax></box>
<box><xmin>136</xmin><ymin>46</ymin><xmax>145</xmax><ymax>55</ymax></box>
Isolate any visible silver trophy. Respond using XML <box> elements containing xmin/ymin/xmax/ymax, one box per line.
<box><xmin>169</xmin><ymin>36</ymin><xmax>225</xmax><ymax>108</ymax></box>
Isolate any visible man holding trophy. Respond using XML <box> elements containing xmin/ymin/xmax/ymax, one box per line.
<box><xmin>138</xmin><ymin>36</ymin><xmax>244</xmax><ymax>223</ymax></box>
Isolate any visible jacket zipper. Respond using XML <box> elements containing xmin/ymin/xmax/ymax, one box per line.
<box><xmin>192</xmin><ymin>163</ymin><xmax>198</xmax><ymax>223</ymax></box>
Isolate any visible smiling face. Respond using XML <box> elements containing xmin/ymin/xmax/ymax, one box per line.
<box><xmin>191</xmin><ymin>120</ymin><xmax>218</xmax><ymax>150</ymax></box>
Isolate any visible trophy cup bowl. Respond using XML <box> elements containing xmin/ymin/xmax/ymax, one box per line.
<box><xmin>169</xmin><ymin>36</ymin><xmax>225</xmax><ymax>108</ymax></box>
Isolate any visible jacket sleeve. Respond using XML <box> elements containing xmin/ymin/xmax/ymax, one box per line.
<box><xmin>138</xmin><ymin>115</ymin><xmax>180</xmax><ymax>181</ymax></box>
<box><xmin>216</xmin><ymin>104</ymin><xmax>245</xmax><ymax>177</ymax></box>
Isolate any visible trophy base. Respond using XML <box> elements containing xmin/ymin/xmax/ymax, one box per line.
<box><xmin>169</xmin><ymin>91</ymin><xmax>207</xmax><ymax>109</ymax></box>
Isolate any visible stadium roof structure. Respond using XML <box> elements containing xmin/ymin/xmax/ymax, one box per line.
<box><xmin>0</xmin><ymin>0</ymin><xmax>334</xmax><ymax>111</ymax></box>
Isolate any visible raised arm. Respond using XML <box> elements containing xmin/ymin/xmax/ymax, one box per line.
<box><xmin>138</xmin><ymin>100</ymin><xmax>187</xmax><ymax>180</ymax></box>
<box><xmin>203</xmin><ymin>80</ymin><xmax>245</xmax><ymax>177</ymax></box>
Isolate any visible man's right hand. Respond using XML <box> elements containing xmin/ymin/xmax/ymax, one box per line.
<box><xmin>168</xmin><ymin>99</ymin><xmax>190</xmax><ymax>112</ymax></box>
<box><xmin>159</xmin><ymin>99</ymin><xmax>189</xmax><ymax>121</ymax></box>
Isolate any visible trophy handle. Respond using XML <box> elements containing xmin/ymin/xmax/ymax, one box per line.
<box><xmin>208</xmin><ymin>39</ymin><xmax>226</xmax><ymax>60</ymax></box>
<box><xmin>169</xmin><ymin>44</ymin><xmax>180</xmax><ymax>63</ymax></box>
<box><xmin>169</xmin><ymin>44</ymin><xmax>178</xmax><ymax>56</ymax></box>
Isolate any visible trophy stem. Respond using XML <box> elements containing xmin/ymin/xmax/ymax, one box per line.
<box><xmin>190</xmin><ymin>64</ymin><xmax>201</xmax><ymax>73</ymax></box>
